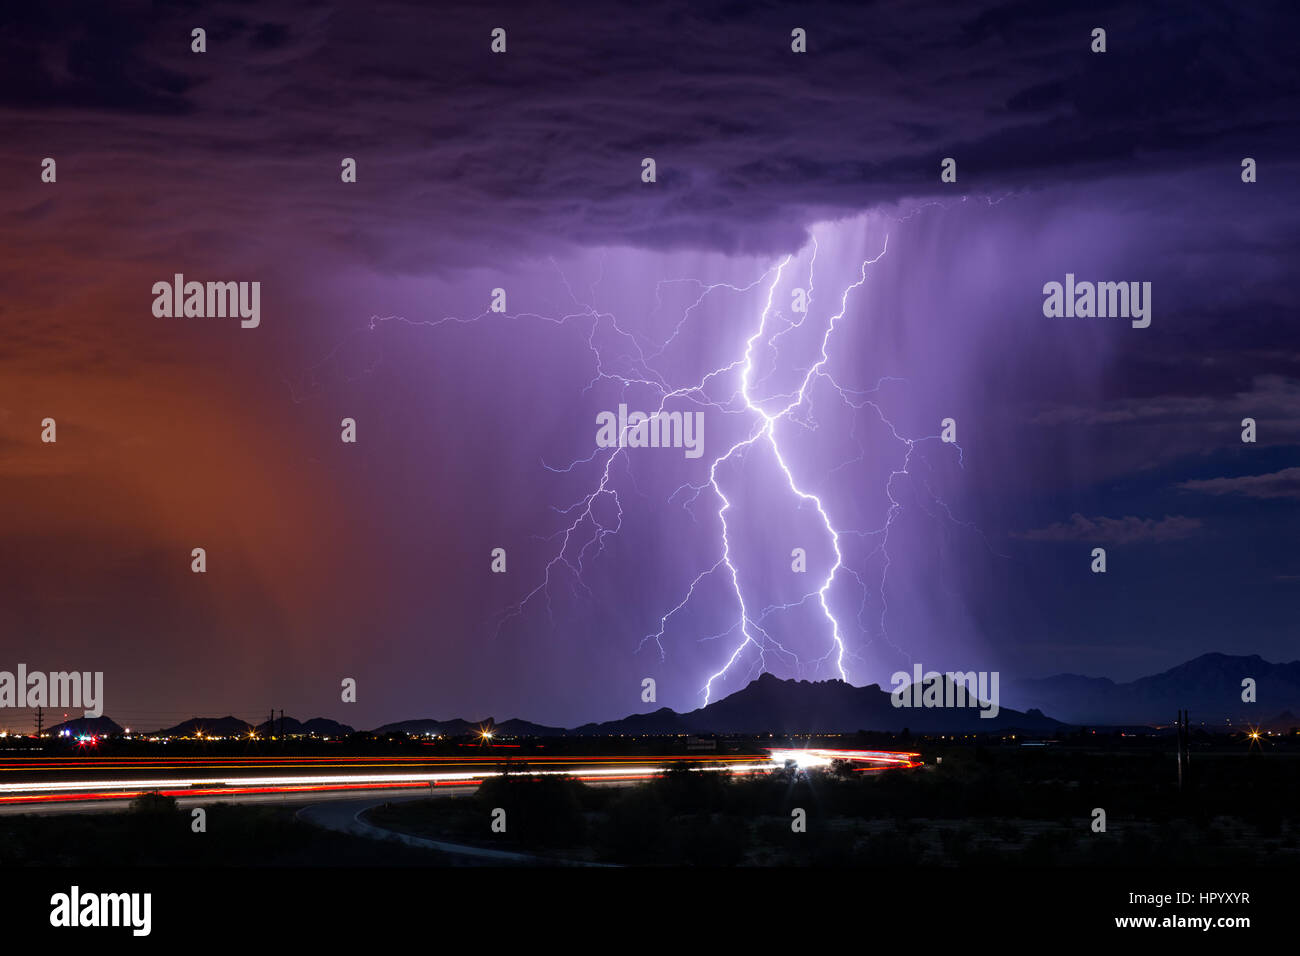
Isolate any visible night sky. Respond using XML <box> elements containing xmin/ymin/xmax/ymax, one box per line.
<box><xmin>2</xmin><ymin>1</ymin><xmax>1298</xmax><ymax>730</ymax></box>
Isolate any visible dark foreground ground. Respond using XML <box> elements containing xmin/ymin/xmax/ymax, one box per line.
<box><xmin>0</xmin><ymin>737</ymin><xmax>1294</xmax><ymax>867</ymax></box>
<box><xmin>365</xmin><ymin>746</ymin><xmax>1299</xmax><ymax>866</ymax></box>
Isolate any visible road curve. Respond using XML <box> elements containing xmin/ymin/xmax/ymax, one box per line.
<box><xmin>296</xmin><ymin>794</ymin><xmax>613</xmax><ymax>865</ymax></box>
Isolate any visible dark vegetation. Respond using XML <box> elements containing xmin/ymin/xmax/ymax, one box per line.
<box><xmin>0</xmin><ymin>799</ymin><xmax>469</xmax><ymax>866</ymax></box>
<box><xmin>367</xmin><ymin>747</ymin><xmax>1300</xmax><ymax>866</ymax></box>
<box><xmin>4</xmin><ymin>738</ymin><xmax>1295</xmax><ymax>867</ymax></box>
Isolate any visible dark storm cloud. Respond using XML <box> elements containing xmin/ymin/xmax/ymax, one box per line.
<box><xmin>1180</xmin><ymin>467</ymin><xmax>1300</xmax><ymax>500</ymax></box>
<box><xmin>4</xmin><ymin>0</ymin><xmax>1300</xmax><ymax>721</ymax></box>
<box><xmin>4</xmin><ymin>0</ymin><xmax>1298</xmax><ymax>261</ymax></box>
<box><xmin>1029</xmin><ymin>377</ymin><xmax>1300</xmax><ymax>429</ymax></box>
<box><xmin>0</xmin><ymin>4</ymin><xmax>197</xmax><ymax>114</ymax></box>
<box><xmin>1023</xmin><ymin>374</ymin><xmax>1300</xmax><ymax>480</ymax></box>
<box><xmin>1018</xmin><ymin>513</ymin><xmax>1203</xmax><ymax>544</ymax></box>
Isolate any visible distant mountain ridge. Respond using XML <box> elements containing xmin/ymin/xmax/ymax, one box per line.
<box><xmin>56</xmin><ymin>654</ymin><xmax>1297</xmax><ymax>738</ymax></box>
<box><xmin>574</xmin><ymin>673</ymin><xmax>1059</xmax><ymax>735</ymax></box>
<box><xmin>151</xmin><ymin>716</ymin><xmax>253</xmax><ymax>737</ymax></box>
<box><xmin>45</xmin><ymin>715</ymin><xmax>124</xmax><ymax>737</ymax></box>
<box><xmin>373</xmin><ymin>716</ymin><xmax>564</xmax><ymax>736</ymax></box>
<box><xmin>379</xmin><ymin>673</ymin><xmax>1061</xmax><ymax>736</ymax></box>
<box><xmin>377</xmin><ymin>654</ymin><xmax>1295</xmax><ymax>734</ymax></box>
<box><xmin>1002</xmin><ymin>653</ymin><xmax>1300</xmax><ymax>725</ymax></box>
<box><xmin>146</xmin><ymin>715</ymin><xmax>355</xmax><ymax>737</ymax></box>
<box><xmin>254</xmin><ymin>716</ymin><xmax>355</xmax><ymax>737</ymax></box>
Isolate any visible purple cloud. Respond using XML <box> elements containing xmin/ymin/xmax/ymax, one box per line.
<box><xmin>1180</xmin><ymin>467</ymin><xmax>1300</xmax><ymax>500</ymax></box>
<box><xmin>1019</xmin><ymin>513</ymin><xmax>1202</xmax><ymax>544</ymax></box>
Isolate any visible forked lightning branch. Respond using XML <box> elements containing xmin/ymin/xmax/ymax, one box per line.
<box><xmin>311</xmin><ymin>215</ymin><xmax>993</xmax><ymax>709</ymax></box>
<box><xmin>482</xmin><ymin>217</ymin><xmax>991</xmax><ymax>705</ymax></box>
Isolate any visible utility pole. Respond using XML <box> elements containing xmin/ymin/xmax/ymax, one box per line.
<box><xmin>1175</xmin><ymin>709</ymin><xmax>1190</xmax><ymax>791</ymax></box>
<box><xmin>1176</xmin><ymin>710</ymin><xmax>1182</xmax><ymax>792</ymax></box>
<box><xmin>279</xmin><ymin>709</ymin><xmax>285</xmax><ymax>743</ymax></box>
<box><xmin>269</xmin><ymin>710</ymin><xmax>275</xmax><ymax>741</ymax></box>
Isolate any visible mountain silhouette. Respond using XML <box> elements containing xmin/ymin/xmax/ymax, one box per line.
<box><xmin>373</xmin><ymin>716</ymin><xmax>564</xmax><ymax>736</ymax></box>
<box><xmin>1003</xmin><ymin>653</ymin><xmax>1300</xmax><ymax>725</ymax></box>
<box><xmin>68</xmin><ymin>654</ymin><xmax>1296</xmax><ymax>739</ymax></box>
<box><xmin>149</xmin><ymin>716</ymin><xmax>254</xmax><ymax>737</ymax></box>
<box><xmin>45</xmin><ymin>715</ymin><xmax>124</xmax><ymax>737</ymax></box>
<box><xmin>573</xmin><ymin>673</ymin><xmax>1059</xmax><ymax>735</ymax></box>
<box><xmin>372</xmin><ymin>675</ymin><xmax>1054</xmax><ymax>736</ymax></box>
<box><xmin>253</xmin><ymin>716</ymin><xmax>355</xmax><ymax>736</ymax></box>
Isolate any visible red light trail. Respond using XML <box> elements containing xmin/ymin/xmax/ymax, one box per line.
<box><xmin>0</xmin><ymin>749</ymin><xmax>920</xmax><ymax>807</ymax></box>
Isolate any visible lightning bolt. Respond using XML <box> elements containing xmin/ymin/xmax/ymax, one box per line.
<box><xmin>292</xmin><ymin>211</ymin><xmax>1000</xmax><ymax>710</ymax></box>
<box><xmin>648</xmin><ymin>240</ymin><xmax>886</xmax><ymax>703</ymax></box>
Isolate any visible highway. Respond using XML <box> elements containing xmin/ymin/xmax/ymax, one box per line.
<box><xmin>296</xmin><ymin>795</ymin><xmax>588</xmax><ymax>863</ymax></box>
<box><xmin>0</xmin><ymin>748</ymin><xmax>921</xmax><ymax>815</ymax></box>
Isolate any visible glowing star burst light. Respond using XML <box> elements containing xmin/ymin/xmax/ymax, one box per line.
<box><xmin>768</xmin><ymin>748</ymin><xmax>921</xmax><ymax>770</ymax></box>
